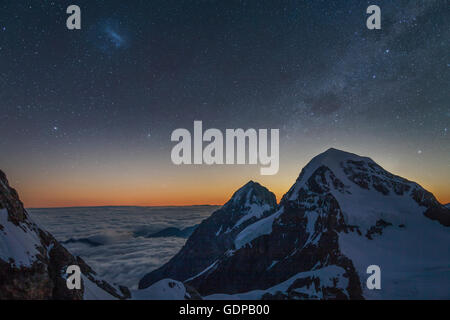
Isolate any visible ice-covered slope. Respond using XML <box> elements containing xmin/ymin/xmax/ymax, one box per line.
<box><xmin>0</xmin><ymin>170</ymin><xmax>130</xmax><ymax>300</ymax></box>
<box><xmin>139</xmin><ymin>181</ymin><xmax>277</xmax><ymax>289</ymax></box>
<box><xmin>182</xmin><ymin>148</ymin><xmax>450</xmax><ymax>299</ymax></box>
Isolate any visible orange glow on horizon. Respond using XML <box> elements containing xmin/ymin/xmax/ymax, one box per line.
<box><xmin>17</xmin><ymin>179</ymin><xmax>449</xmax><ymax>209</ymax></box>
<box><xmin>5</xmin><ymin>146</ymin><xmax>449</xmax><ymax>209</ymax></box>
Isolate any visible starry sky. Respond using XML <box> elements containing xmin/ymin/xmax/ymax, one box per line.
<box><xmin>0</xmin><ymin>0</ymin><xmax>449</xmax><ymax>207</ymax></box>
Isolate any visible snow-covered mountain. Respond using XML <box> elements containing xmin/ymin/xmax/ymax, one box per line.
<box><xmin>141</xmin><ymin>148</ymin><xmax>450</xmax><ymax>299</ymax></box>
<box><xmin>0</xmin><ymin>170</ymin><xmax>131</xmax><ymax>299</ymax></box>
<box><xmin>139</xmin><ymin>181</ymin><xmax>277</xmax><ymax>289</ymax></box>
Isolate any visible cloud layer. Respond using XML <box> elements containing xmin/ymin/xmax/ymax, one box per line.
<box><xmin>30</xmin><ymin>206</ymin><xmax>218</xmax><ymax>289</ymax></box>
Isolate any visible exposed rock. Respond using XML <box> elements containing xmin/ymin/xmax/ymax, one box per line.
<box><xmin>0</xmin><ymin>170</ymin><xmax>129</xmax><ymax>300</ymax></box>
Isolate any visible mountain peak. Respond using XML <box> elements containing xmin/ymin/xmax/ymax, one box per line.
<box><xmin>313</xmin><ymin>148</ymin><xmax>374</xmax><ymax>166</ymax></box>
<box><xmin>284</xmin><ymin>149</ymin><xmax>373</xmax><ymax>197</ymax></box>
<box><xmin>139</xmin><ymin>180</ymin><xmax>277</xmax><ymax>289</ymax></box>
<box><xmin>226</xmin><ymin>181</ymin><xmax>276</xmax><ymax>209</ymax></box>
<box><xmin>241</xmin><ymin>180</ymin><xmax>258</xmax><ymax>188</ymax></box>
<box><xmin>283</xmin><ymin>148</ymin><xmax>450</xmax><ymax>228</ymax></box>
<box><xmin>323</xmin><ymin>147</ymin><xmax>346</xmax><ymax>154</ymax></box>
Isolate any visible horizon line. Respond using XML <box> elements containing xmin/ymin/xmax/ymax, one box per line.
<box><xmin>26</xmin><ymin>204</ymin><xmax>223</xmax><ymax>210</ymax></box>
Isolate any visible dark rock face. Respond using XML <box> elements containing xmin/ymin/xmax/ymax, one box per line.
<box><xmin>184</xmin><ymin>284</ymin><xmax>202</xmax><ymax>300</ymax></box>
<box><xmin>0</xmin><ymin>170</ymin><xmax>129</xmax><ymax>300</ymax></box>
<box><xmin>411</xmin><ymin>188</ymin><xmax>450</xmax><ymax>226</ymax></box>
<box><xmin>139</xmin><ymin>181</ymin><xmax>277</xmax><ymax>289</ymax></box>
<box><xmin>423</xmin><ymin>205</ymin><xmax>450</xmax><ymax>227</ymax></box>
<box><xmin>340</xmin><ymin>158</ymin><xmax>412</xmax><ymax>197</ymax></box>
<box><xmin>186</xmin><ymin>165</ymin><xmax>363</xmax><ymax>299</ymax></box>
<box><xmin>365</xmin><ymin>219</ymin><xmax>393</xmax><ymax>239</ymax></box>
<box><xmin>0</xmin><ymin>170</ymin><xmax>27</xmax><ymax>225</ymax></box>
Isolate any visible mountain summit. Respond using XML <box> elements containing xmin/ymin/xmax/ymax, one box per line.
<box><xmin>139</xmin><ymin>180</ymin><xmax>277</xmax><ymax>289</ymax></box>
<box><xmin>140</xmin><ymin>148</ymin><xmax>450</xmax><ymax>299</ymax></box>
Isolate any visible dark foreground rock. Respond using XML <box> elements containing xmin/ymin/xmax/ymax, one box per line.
<box><xmin>0</xmin><ymin>170</ymin><xmax>129</xmax><ymax>300</ymax></box>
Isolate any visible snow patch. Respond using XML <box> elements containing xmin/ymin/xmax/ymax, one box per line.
<box><xmin>186</xmin><ymin>260</ymin><xmax>219</xmax><ymax>282</ymax></box>
<box><xmin>132</xmin><ymin>279</ymin><xmax>186</xmax><ymax>300</ymax></box>
<box><xmin>0</xmin><ymin>209</ymin><xmax>41</xmax><ymax>267</ymax></box>
<box><xmin>233</xmin><ymin>204</ymin><xmax>270</xmax><ymax>229</ymax></box>
<box><xmin>234</xmin><ymin>207</ymin><xmax>283</xmax><ymax>249</ymax></box>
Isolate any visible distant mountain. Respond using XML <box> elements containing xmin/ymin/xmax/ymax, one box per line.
<box><xmin>60</xmin><ymin>225</ymin><xmax>198</xmax><ymax>249</ymax></box>
<box><xmin>140</xmin><ymin>148</ymin><xmax>450</xmax><ymax>299</ymax></box>
<box><xmin>62</xmin><ymin>237</ymin><xmax>104</xmax><ymax>247</ymax></box>
<box><xmin>0</xmin><ymin>170</ymin><xmax>130</xmax><ymax>299</ymax></box>
<box><xmin>139</xmin><ymin>181</ymin><xmax>277</xmax><ymax>289</ymax></box>
<box><xmin>145</xmin><ymin>225</ymin><xmax>198</xmax><ymax>238</ymax></box>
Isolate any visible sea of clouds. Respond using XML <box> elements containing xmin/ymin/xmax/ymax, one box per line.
<box><xmin>29</xmin><ymin>206</ymin><xmax>218</xmax><ymax>289</ymax></box>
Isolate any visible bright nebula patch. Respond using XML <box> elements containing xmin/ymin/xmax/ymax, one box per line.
<box><xmin>89</xmin><ymin>19</ymin><xmax>129</xmax><ymax>53</ymax></box>
<box><xmin>104</xmin><ymin>26</ymin><xmax>125</xmax><ymax>48</ymax></box>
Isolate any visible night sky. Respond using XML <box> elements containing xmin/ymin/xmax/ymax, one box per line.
<box><xmin>0</xmin><ymin>0</ymin><xmax>449</xmax><ymax>207</ymax></box>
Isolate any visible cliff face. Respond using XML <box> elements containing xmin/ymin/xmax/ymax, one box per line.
<box><xmin>0</xmin><ymin>170</ymin><xmax>130</xmax><ymax>300</ymax></box>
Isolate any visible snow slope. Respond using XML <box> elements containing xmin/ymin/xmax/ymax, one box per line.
<box><xmin>132</xmin><ymin>279</ymin><xmax>187</xmax><ymax>300</ymax></box>
<box><xmin>0</xmin><ymin>209</ymin><xmax>41</xmax><ymax>267</ymax></box>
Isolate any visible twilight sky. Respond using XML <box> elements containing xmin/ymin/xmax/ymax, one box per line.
<box><xmin>0</xmin><ymin>0</ymin><xmax>448</xmax><ymax>207</ymax></box>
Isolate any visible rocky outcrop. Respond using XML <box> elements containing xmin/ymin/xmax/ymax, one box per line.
<box><xmin>0</xmin><ymin>170</ymin><xmax>130</xmax><ymax>300</ymax></box>
<box><xmin>186</xmin><ymin>162</ymin><xmax>363</xmax><ymax>299</ymax></box>
<box><xmin>139</xmin><ymin>181</ymin><xmax>277</xmax><ymax>289</ymax></box>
